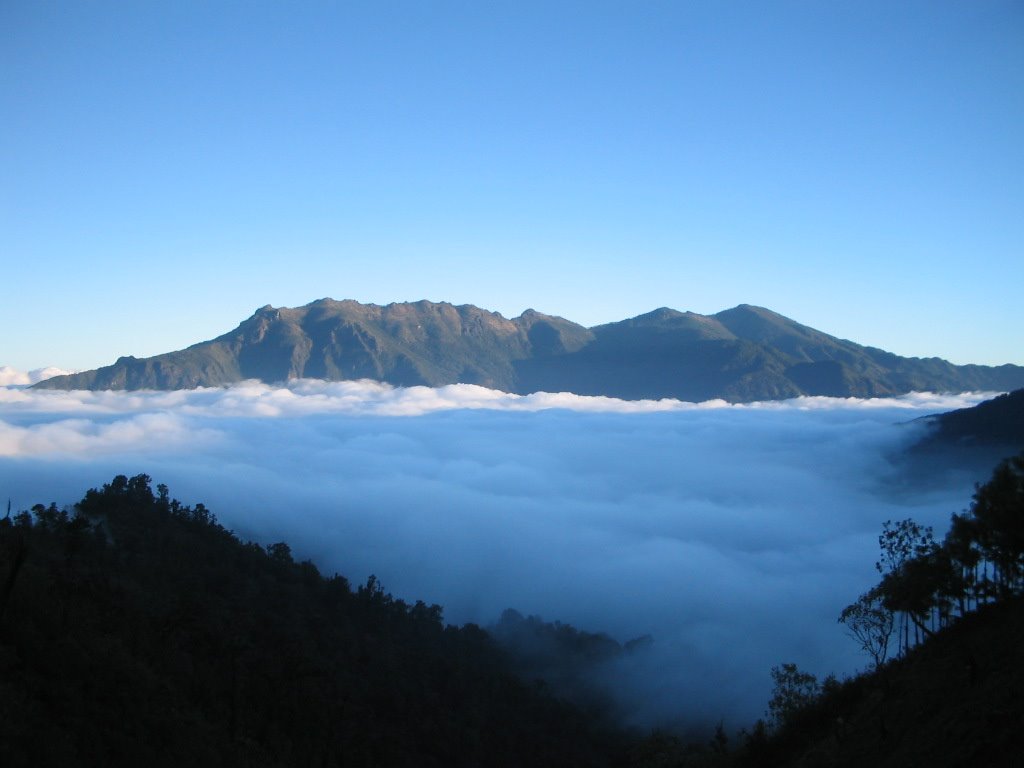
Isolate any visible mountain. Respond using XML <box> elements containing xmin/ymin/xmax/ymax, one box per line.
<box><xmin>899</xmin><ymin>389</ymin><xmax>1024</xmax><ymax>484</ymax></box>
<box><xmin>34</xmin><ymin>299</ymin><xmax>1024</xmax><ymax>401</ymax></box>
<box><xmin>918</xmin><ymin>388</ymin><xmax>1024</xmax><ymax>450</ymax></box>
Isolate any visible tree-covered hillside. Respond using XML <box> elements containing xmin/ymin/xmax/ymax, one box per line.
<box><xmin>917</xmin><ymin>387</ymin><xmax>1024</xmax><ymax>451</ymax></box>
<box><xmin>733</xmin><ymin>451</ymin><xmax>1024</xmax><ymax>767</ymax></box>
<box><xmin>3</xmin><ymin>455</ymin><xmax>1023</xmax><ymax>767</ymax></box>
<box><xmin>0</xmin><ymin>475</ymin><xmax>627</xmax><ymax>767</ymax></box>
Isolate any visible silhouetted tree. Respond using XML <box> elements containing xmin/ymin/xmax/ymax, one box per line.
<box><xmin>877</xmin><ymin>543</ymin><xmax>957</xmax><ymax>641</ymax></box>
<box><xmin>969</xmin><ymin>453</ymin><xmax>1024</xmax><ymax>596</ymax></box>
<box><xmin>875</xmin><ymin>519</ymin><xmax>935</xmax><ymax>653</ymax></box>
<box><xmin>846</xmin><ymin>452</ymin><xmax>1024</xmax><ymax>665</ymax></box>
<box><xmin>767</xmin><ymin>663</ymin><xmax>820</xmax><ymax>730</ymax></box>
<box><xmin>943</xmin><ymin>511</ymin><xmax>982</xmax><ymax>612</ymax></box>
<box><xmin>839</xmin><ymin>588</ymin><xmax>893</xmax><ymax>668</ymax></box>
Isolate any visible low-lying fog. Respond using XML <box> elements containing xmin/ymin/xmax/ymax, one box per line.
<box><xmin>0</xmin><ymin>379</ymin><xmax>999</xmax><ymax>730</ymax></box>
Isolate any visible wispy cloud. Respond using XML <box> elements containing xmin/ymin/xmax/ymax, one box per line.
<box><xmin>0</xmin><ymin>379</ymin><xmax>999</xmax><ymax>728</ymax></box>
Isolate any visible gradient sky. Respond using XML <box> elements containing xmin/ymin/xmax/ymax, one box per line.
<box><xmin>2</xmin><ymin>1</ymin><xmax>1022</xmax><ymax>371</ymax></box>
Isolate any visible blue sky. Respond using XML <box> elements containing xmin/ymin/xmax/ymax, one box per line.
<box><xmin>3</xmin><ymin>1</ymin><xmax>1022</xmax><ymax>371</ymax></box>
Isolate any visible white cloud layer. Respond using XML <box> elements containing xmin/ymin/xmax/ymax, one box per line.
<box><xmin>0</xmin><ymin>366</ymin><xmax>74</xmax><ymax>386</ymax></box>
<box><xmin>0</xmin><ymin>379</ymin><xmax>1003</xmax><ymax>728</ymax></box>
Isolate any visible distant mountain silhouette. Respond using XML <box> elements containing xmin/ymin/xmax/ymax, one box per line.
<box><xmin>34</xmin><ymin>299</ymin><xmax>1024</xmax><ymax>401</ymax></box>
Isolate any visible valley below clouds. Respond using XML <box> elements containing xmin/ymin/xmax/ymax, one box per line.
<box><xmin>0</xmin><ymin>378</ymin><xmax>999</xmax><ymax>729</ymax></box>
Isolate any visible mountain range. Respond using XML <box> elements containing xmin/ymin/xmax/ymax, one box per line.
<box><xmin>34</xmin><ymin>299</ymin><xmax>1024</xmax><ymax>402</ymax></box>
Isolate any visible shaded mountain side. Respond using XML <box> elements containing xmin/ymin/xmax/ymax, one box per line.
<box><xmin>736</xmin><ymin>596</ymin><xmax>1024</xmax><ymax>768</ymax></box>
<box><xmin>34</xmin><ymin>299</ymin><xmax>1024</xmax><ymax>402</ymax></box>
<box><xmin>515</xmin><ymin>334</ymin><xmax>801</xmax><ymax>402</ymax></box>
<box><xmin>898</xmin><ymin>389</ymin><xmax>1024</xmax><ymax>484</ymax></box>
<box><xmin>917</xmin><ymin>388</ymin><xmax>1024</xmax><ymax>450</ymax></box>
<box><xmin>0</xmin><ymin>475</ymin><xmax>630</xmax><ymax>768</ymax></box>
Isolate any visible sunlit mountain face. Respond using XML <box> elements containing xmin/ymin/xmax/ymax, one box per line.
<box><xmin>32</xmin><ymin>300</ymin><xmax>1024</xmax><ymax>400</ymax></box>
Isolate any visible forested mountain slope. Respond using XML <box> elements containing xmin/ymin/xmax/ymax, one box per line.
<box><xmin>734</xmin><ymin>596</ymin><xmax>1024</xmax><ymax>767</ymax></box>
<box><xmin>902</xmin><ymin>388</ymin><xmax>1024</xmax><ymax>481</ymax></box>
<box><xmin>0</xmin><ymin>476</ymin><xmax>627</xmax><ymax>767</ymax></box>
<box><xmin>918</xmin><ymin>387</ymin><xmax>1024</xmax><ymax>450</ymax></box>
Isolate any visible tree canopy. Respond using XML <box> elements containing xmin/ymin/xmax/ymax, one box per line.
<box><xmin>0</xmin><ymin>474</ymin><xmax>627</xmax><ymax>767</ymax></box>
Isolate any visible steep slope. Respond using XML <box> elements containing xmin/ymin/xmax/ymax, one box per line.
<box><xmin>715</xmin><ymin>304</ymin><xmax>893</xmax><ymax>397</ymax></box>
<box><xmin>738</xmin><ymin>594</ymin><xmax>1024</xmax><ymax>768</ymax></box>
<box><xmin>34</xmin><ymin>299</ymin><xmax>1024</xmax><ymax>401</ymax></box>
<box><xmin>738</xmin><ymin>451</ymin><xmax>1024</xmax><ymax>766</ymax></box>
<box><xmin>903</xmin><ymin>388</ymin><xmax>1024</xmax><ymax>484</ymax></box>
<box><xmin>917</xmin><ymin>388</ymin><xmax>1024</xmax><ymax>449</ymax></box>
<box><xmin>0</xmin><ymin>475</ymin><xmax>628</xmax><ymax>767</ymax></box>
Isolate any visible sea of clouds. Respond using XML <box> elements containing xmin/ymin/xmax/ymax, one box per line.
<box><xmin>0</xmin><ymin>373</ymin><xmax>1001</xmax><ymax>730</ymax></box>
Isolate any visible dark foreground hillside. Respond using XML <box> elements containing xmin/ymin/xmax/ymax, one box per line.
<box><xmin>0</xmin><ymin>476</ymin><xmax>627</xmax><ymax>768</ymax></box>
<box><xmin>4</xmin><ymin>468</ymin><xmax>1023</xmax><ymax>767</ymax></box>
<box><xmin>738</xmin><ymin>595</ymin><xmax>1024</xmax><ymax>767</ymax></box>
<box><xmin>736</xmin><ymin>452</ymin><xmax>1024</xmax><ymax>768</ymax></box>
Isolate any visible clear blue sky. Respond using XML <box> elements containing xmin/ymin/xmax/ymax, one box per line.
<box><xmin>3</xmin><ymin>1</ymin><xmax>1022</xmax><ymax>371</ymax></box>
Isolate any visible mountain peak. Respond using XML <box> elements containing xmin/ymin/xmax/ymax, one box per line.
<box><xmin>29</xmin><ymin>299</ymin><xmax>1024</xmax><ymax>401</ymax></box>
<box><xmin>715</xmin><ymin>304</ymin><xmax>823</xmax><ymax>339</ymax></box>
<box><xmin>642</xmin><ymin>307</ymin><xmax>685</xmax><ymax>320</ymax></box>
<box><xmin>715</xmin><ymin>303</ymin><xmax>789</xmax><ymax>322</ymax></box>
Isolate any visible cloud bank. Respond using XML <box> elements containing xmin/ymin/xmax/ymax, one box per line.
<box><xmin>0</xmin><ymin>378</ymin><xmax>1001</xmax><ymax>729</ymax></box>
<box><xmin>0</xmin><ymin>366</ymin><xmax>74</xmax><ymax>387</ymax></box>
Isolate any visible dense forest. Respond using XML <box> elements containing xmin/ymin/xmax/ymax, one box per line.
<box><xmin>2</xmin><ymin>453</ymin><xmax>1022</xmax><ymax>766</ymax></box>
<box><xmin>0</xmin><ymin>475</ymin><xmax>627</xmax><ymax>767</ymax></box>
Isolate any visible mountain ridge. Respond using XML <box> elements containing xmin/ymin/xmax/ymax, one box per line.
<box><xmin>34</xmin><ymin>299</ymin><xmax>1024</xmax><ymax>402</ymax></box>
